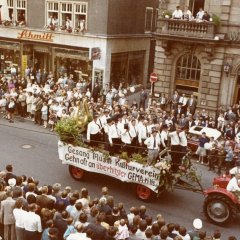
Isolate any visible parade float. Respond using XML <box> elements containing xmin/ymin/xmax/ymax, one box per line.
<box><xmin>56</xmin><ymin>99</ymin><xmax>203</xmax><ymax>200</ymax></box>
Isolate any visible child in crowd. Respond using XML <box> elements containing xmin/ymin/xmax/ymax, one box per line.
<box><xmin>48</xmin><ymin>109</ymin><xmax>57</xmax><ymax>131</ymax></box>
<box><xmin>41</xmin><ymin>101</ymin><xmax>48</xmax><ymax>128</ymax></box>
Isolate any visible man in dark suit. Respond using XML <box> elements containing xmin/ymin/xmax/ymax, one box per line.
<box><xmin>36</xmin><ymin>186</ymin><xmax>55</xmax><ymax>210</ymax></box>
<box><xmin>139</xmin><ymin>88</ymin><xmax>148</xmax><ymax>110</ymax></box>
<box><xmin>187</xmin><ymin>95</ymin><xmax>197</xmax><ymax>115</ymax></box>
<box><xmin>226</xmin><ymin>127</ymin><xmax>235</xmax><ymax>140</ymax></box>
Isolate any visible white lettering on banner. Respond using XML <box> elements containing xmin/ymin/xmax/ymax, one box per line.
<box><xmin>58</xmin><ymin>141</ymin><xmax>160</xmax><ymax>192</ymax></box>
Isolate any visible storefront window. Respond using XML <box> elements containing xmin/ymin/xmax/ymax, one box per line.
<box><xmin>110</xmin><ymin>51</ymin><xmax>145</xmax><ymax>88</ymax></box>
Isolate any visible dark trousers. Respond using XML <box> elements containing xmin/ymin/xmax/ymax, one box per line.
<box><xmin>122</xmin><ymin>143</ymin><xmax>132</xmax><ymax>157</ymax></box>
<box><xmin>90</xmin><ymin>133</ymin><xmax>102</xmax><ymax>147</ymax></box>
<box><xmin>34</xmin><ymin>110</ymin><xmax>42</xmax><ymax>125</ymax></box>
<box><xmin>110</xmin><ymin>138</ymin><xmax>121</xmax><ymax>155</ymax></box>
<box><xmin>171</xmin><ymin>145</ymin><xmax>182</xmax><ymax>172</ymax></box>
<box><xmin>24</xmin><ymin>230</ymin><xmax>40</xmax><ymax>240</ymax></box>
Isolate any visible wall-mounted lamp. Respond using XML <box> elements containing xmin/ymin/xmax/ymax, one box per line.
<box><xmin>223</xmin><ymin>63</ymin><xmax>231</xmax><ymax>77</ymax></box>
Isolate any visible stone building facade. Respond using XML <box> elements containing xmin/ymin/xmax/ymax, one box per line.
<box><xmin>154</xmin><ymin>0</ymin><xmax>240</xmax><ymax>114</ymax></box>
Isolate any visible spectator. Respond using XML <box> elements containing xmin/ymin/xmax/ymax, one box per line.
<box><xmin>172</xmin><ymin>6</ymin><xmax>183</xmax><ymax>19</ymax></box>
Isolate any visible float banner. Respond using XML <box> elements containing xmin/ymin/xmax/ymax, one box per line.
<box><xmin>58</xmin><ymin>141</ymin><xmax>160</xmax><ymax>192</ymax></box>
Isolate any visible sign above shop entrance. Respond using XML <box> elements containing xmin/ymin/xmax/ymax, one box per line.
<box><xmin>17</xmin><ymin>30</ymin><xmax>54</xmax><ymax>42</ymax></box>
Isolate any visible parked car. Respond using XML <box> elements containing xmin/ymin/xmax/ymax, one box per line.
<box><xmin>187</xmin><ymin>126</ymin><xmax>222</xmax><ymax>152</ymax></box>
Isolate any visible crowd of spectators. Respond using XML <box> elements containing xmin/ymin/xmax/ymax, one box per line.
<box><xmin>171</xmin><ymin>5</ymin><xmax>211</xmax><ymax>22</ymax></box>
<box><xmin>0</xmin><ymin>164</ymin><xmax>238</xmax><ymax>240</ymax></box>
<box><xmin>1</xmin><ymin>68</ymin><xmax>240</xmax><ymax>172</ymax></box>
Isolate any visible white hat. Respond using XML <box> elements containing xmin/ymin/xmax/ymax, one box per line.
<box><xmin>8</xmin><ymin>178</ymin><xmax>16</xmax><ymax>187</ymax></box>
<box><xmin>193</xmin><ymin>218</ymin><xmax>202</xmax><ymax>229</ymax></box>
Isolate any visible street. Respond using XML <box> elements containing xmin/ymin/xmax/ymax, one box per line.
<box><xmin>0</xmin><ymin>118</ymin><xmax>239</xmax><ymax>238</ymax></box>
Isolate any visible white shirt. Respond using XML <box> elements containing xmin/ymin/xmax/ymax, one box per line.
<box><xmin>41</xmin><ymin>105</ymin><xmax>48</xmax><ymax>115</ymax></box>
<box><xmin>108</xmin><ymin>124</ymin><xmax>121</xmax><ymax>144</ymax></box>
<box><xmin>169</xmin><ymin>131</ymin><xmax>180</xmax><ymax>145</ymax></box>
<box><xmin>13</xmin><ymin>208</ymin><xmax>26</xmax><ymax>228</ymax></box>
<box><xmin>121</xmin><ymin>129</ymin><xmax>132</xmax><ymax>144</ymax></box>
<box><xmin>179</xmin><ymin>131</ymin><xmax>188</xmax><ymax>147</ymax></box>
<box><xmin>138</xmin><ymin>125</ymin><xmax>148</xmax><ymax>143</ymax></box>
<box><xmin>23</xmin><ymin>211</ymin><xmax>42</xmax><ymax>232</ymax></box>
<box><xmin>144</xmin><ymin>135</ymin><xmax>160</xmax><ymax>150</ymax></box>
<box><xmin>226</xmin><ymin>177</ymin><xmax>240</xmax><ymax>192</ymax></box>
<box><xmin>196</xmin><ymin>10</ymin><xmax>204</xmax><ymax>19</ymax></box>
<box><xmin>179</xmin><ymin>97</ymin><xmax>188</xmax><ymax>106</ymax></box>
<box><xmin>67</xmin><ymin>232</ymin><xmax>91</xmax><ymax>240</ymax></box>
<box><xmin>117</xmin><ymin>121</ymin><xmax>125</xmax><ymax>133</ymax></box>
<box><xmin>97</xmin><ymin>116</ymin><xmax>107</xmax><ymax>129</ymax></box>
<box><xmin>87</xmin><ymin>121</ymin><xmax>101</xmax><ymax>140</ymax></box>
<box><xmin>172</xmin><ymin>9</ymin><xmax>183</xmax><ymax>19</ymax></box>
<box><xmin>161</xmin><ymin>130</ymin><xmax>168</xmax><ymax>147</ymax></box>
<box><xmin>129</xmin><ymin>124</ymin><xmax>137</xmax><ymax>138</ymax></box>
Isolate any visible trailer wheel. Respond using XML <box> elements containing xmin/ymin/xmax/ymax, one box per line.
<box><xmin>136</xmin><ymin>184</ymin><xmax>154</xmax><ymax>201</ymax></box>
<box><xmin>69</xmin><ymin>165</ymin><xmax>85</xmax><ymax>180</ymax></box>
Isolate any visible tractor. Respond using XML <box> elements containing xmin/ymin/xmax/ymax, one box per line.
<box><xmin>203</xmin><ymin>174</ymin><xmax>240</xmax><ymax>225</ymax></box>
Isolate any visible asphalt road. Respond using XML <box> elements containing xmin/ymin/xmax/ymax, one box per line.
<box><xmin>0</xmin><ymin>118</ymin><xmax>239</xmax><ymax>238</ymax></box>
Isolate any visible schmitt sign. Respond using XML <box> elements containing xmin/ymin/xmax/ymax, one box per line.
<box><xmin>17</xmin><ymin>30</ymin><xmax>54</xmax><ymax>42</ymax></box>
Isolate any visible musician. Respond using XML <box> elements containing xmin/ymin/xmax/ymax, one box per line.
<box><xmin>129</xmin><ymin>118</ymin><xmax>138</xmax><ymax>148</ymax></box>
<box><xmin>108</xmin><ymin>117</ymin><xmax>122</xmax><ymax>155</ymax></box>
<box><xmin>87</xmin><ymin>114</ymin><xmax>102</xmax><ymax>147</ymax></box>
<box><xmin>104</xmin><ymin>118</ymin><xmax>113</xmax><ymax>151</ymax></box>
<box><xmin>169</xmin><ymin>126</ymin><xmax>182</xmax><ymax>172</ymax></box>
<box><xmin>121</xmin><ymin>124</ymin><xmax>133</xmax><ymax>156</ymax></box>
<box><xmin>138</xmin><ymin>119</ymin><xmax>149</xmax><ymax>154</ymax></box>
<box><xmin>160</xmin><ymin>124</ymin><xmax>168</xmax><ymax>149</ymax></box>
<box><xmin>144</xmin><ymin>128</ymin><xmax>161</xmax><ymax>165</ymax></box>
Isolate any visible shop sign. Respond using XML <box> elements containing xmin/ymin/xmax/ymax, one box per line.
<box><xmin>58</xmin><ymin>142</ymin><xmax>160</xmax><ymax>192</ymax></box>
<box><xmin>17</xmin><ymin>30</ymin><xmax>54</xmax><ymax>42</ymax></box>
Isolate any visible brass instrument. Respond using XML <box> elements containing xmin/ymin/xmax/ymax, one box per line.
<box><xmin>73</xmin><ymin>98</ymin><xmax>92</xmax><ymax>133</ymax></box>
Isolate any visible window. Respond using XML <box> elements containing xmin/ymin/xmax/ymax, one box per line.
<box><xmin>74</xmin><ymin>3</ymin><xmax>87</xmax><ymax>31</ymax></box>
<box><xmin>46</xmin><ymin>1</ymin><xmax>88</xmax><ymax>31</ymax></box>
<box><xmin>188</xmin><ymin>0</ymin><xmax>205</xmax><ymax>18</ymax></box>
<box><xmin>145</xmin><ymin>7</ymin><xmax>153</xmax><ymax>32</ymax></box>
<box><xmin>6</xmin><ymin>0</ymin><xmax>26</xmax><ymax>25</ymax></box>
<box><xmin>47</xmin><ymin>2</ymin><xmax>59</xmax><ymax>19</ymax></box>
<box><xmin>175</xmin><ymin>54</ymin><xmax>201</xmax><ymax>92</ymax></box>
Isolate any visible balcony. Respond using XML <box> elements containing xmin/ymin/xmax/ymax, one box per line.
<box><xmin>156</xmin><ymin>18</ymin><xmax>216</xmax><ymax>40</ymax></box>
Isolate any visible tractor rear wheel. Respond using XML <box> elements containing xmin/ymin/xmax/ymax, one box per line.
<box><xmin>203</xmin><ymin>194</ymin><xmax>236</xmax><ymax>225</ymax></box>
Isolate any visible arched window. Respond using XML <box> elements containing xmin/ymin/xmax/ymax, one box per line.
<box><xmin>175</xmin><ymin>54</ymin><xmax>201</xmax><ymax>92</ymax></box>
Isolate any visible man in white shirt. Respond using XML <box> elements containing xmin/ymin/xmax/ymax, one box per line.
<box><xmin>196</xmin><ymin>8</ymin><xmax>204</xmax><ymax>20</ymax></box>
<box><xmin>172</xmin><ymin>6</ymin><xmax>183</xmax><ymax>19</ymax></box>
<box><xmin>129</xmin><ymin>118</ymin><xmax>138</xmax><ymax>149</ymax></box>
<box><xmin>169</xmin><ymin>126</ymin><xmax>182</xmax><ymax>172</ymax></box>
<box><xmin>226</xmin><ymin>174</ymin><xmax>240</xmax><ymax>200</ymax></box>
<box><xmin>144</xmin><ymin>128</ymin><xmax>160</xmax><ymax>165</ymax></box>
<box><xmin>108</xmin><ymin>118</ymin><xmax>121</xmax><ymax>155</ymax></box>
<box><xmin>121</xmin><ymin>123</ymin><xmax>133</xmax><ymax>156</ymax></box>
<box><xmin>87</xmin><ymin>114</ymin><xmax>102</xmax><ymax>147</ymax></box>
<box><xmin>23</xmin><ymin>203</ymin><xmax>42</xmax><ymax>239</ymax></box>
